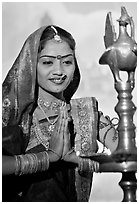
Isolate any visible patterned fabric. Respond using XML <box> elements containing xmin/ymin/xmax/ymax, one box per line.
<box><xmin>2</xmin><ymin>27</ymin><xmax>47</xmax><ymax>154</ymax></box>
<box><xmin>25</xmin><ymin>97</ymin><xmax>98</xmax><ymax>202</ymax></box>
<box><xmin>2</xmin><ymin>25</ymin><xmax>97</xmax><ymax>202</ymax></box>
<box><xmin>71</xmin><ymin>97</ymin><xmax>98</xmax><ymax>157</ymax></box>
<box><xmin>71</xmin><ymin>97</ymin><xmax>98</xmax><ymax>201</ymax></box>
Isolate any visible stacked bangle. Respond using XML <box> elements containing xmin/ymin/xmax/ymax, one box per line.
<box><xmin>14</xmin><ymin>151</ymin><xmax>49</xmax><ymax>176</ymax></box>
<box><xmin>78</xmin><ymin>157</ymin><xmax>99</xmax><ymax>174</ymax></box>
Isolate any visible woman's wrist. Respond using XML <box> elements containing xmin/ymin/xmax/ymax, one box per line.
<box><xmin>14</xmin><ymin>151</ymin><xmax>49</xmax><ymax>176</ymax></box>
<box><xmin>78</xmin><ymin>157</ymin><xmax>99</xmax><ymax>174</ymax></box>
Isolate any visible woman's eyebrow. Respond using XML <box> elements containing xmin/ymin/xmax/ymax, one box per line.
<box><xmin>39</xmin><ymin>54</ymin><xmax>73</xmax><ymax>59</ymax></box>
<box><xmin>60</xmin><ymin>54</ymin><xmax>73</xmax><ymax>59</ymax></box>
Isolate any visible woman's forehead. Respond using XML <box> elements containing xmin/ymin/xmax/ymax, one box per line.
<box><xmin>40</xmin><ymin>39</ymin><xmax>73</xmax><ymax>56</ymax></box>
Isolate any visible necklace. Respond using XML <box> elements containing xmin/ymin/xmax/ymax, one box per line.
<box><xmin>38</xmin><ymin>97</ymin><xmax>64</xmax><ymax>133</ymax></box>
<box><xmin>33</xmin><ymin>115</ymin><xmax>50</xmax><ymax>150</ymax></box>
<box><xmin>38</xmin><ymin>97</ymin><xmax>63</xmax><ymax>113</ymax></box>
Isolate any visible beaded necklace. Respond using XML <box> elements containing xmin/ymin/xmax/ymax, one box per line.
<box><xmin>38</xmin><ymin>97</ymin><xmax>65</xmax><ymax>133</ymax></box>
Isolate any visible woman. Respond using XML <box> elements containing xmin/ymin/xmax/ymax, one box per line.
<box><xmin>2</xmin><ymin>25</ymin><xmax>118</xmax><ymax>202</ymax></box>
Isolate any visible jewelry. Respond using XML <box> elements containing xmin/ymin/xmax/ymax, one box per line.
<box><xmin>38</xmin><ymin>97</ymin><xmax>61</xmax><ymax>133</ymax></box>
<box><xmin>15</xmin><ymin>155</ymin><xmax>21</xmax><ymax>175</ymax></box>
<box><xmin>33</xmin><ymin>115</ymin><xmax>50</xmax><ymax>150</ymax></box>
<box><xmin>78</xmin><ymin>157</ymin><xmax>99</xmax><ymax>174</ymax></box>
<box><xmin>32</xmin><ymin>98</ymin><xmax>65</xmax><ymax>151</ymax></box>
<box><xmin>38</xmin><ymin>97</ymin><xmax>63</xmax><ymax>112</ymax></box>
<box><xmin>78</xmin><ymin>157</ymin><xmax>89</xmax><ymax>175</ymax></box>
<box><xmin>89</xmin><ymin>159</ymin><xmax>99</xmax><ymax>173</ymax></box>
<box><xmin>14</xmin><ymin>151</ymin><xmax>49</xmax><ymax>175</ymax></box>
<box><xmin>51</xmin><ymin>26</ymin><xmax>62</xmax><ymax>42</ymax></box>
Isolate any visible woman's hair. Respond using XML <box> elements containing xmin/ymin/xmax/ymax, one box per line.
<box><xmin>38</xmin><ymin>25</ymin><xmax>76</xmax><ymax>53</ymax></box>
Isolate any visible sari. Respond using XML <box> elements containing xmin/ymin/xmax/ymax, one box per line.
<box><xmin>2</xmin><ymin>26</ymin><xmax>98</xmax><ymax>201</ymax></box>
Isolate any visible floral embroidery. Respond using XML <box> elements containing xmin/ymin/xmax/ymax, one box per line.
<box><xmin>3</xmin><ymin>98</ymin><xmax>11</xmax><ymax>107</ymax></box>
<box><xmin>2</xmin><ymin>98</ymin><xmax>11</xmax><ymax>126</ymax></box>
<box><xmin>71</xmin><ymin>97</ymin><xmax>98</xmax><ymax>157</ymax></box>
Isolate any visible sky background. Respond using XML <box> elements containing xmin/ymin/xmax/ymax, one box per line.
<box><xmin>2</xmin><ymin>1</ymin><xmax>137</xmax><ymax>202</ymax></box>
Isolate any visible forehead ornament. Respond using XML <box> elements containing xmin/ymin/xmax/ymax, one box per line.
<box><xmin>51</xmin><ymin>26</ymin><xmax>62</xmax><ymax>43</ymax></box>
<box><xmin>57</xmin><ymin>55</ymin><xmax>62</xmax><ymax>60</ymax></box>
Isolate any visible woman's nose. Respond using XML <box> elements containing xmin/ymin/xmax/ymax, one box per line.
<box><xmin>53</xmin><ymin>61</ymin><xmax>63</xmax><ymax>75</ymax></box>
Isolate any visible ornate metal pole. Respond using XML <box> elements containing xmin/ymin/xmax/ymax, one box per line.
<box><xmin>99</xmin><ymin>7</ymin><xmax>137</xmax><ymax>201</ymax></box>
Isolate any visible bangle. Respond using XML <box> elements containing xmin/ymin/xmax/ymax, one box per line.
<box><xmin>14</xmin><ymin>155</ymin><xmax>21</xmax><ymax>175</ymax></box>
<box><xmin>14</xmin><ymin>151</ymin><xmax>49</xmax><ymax>176</ymax></box>
<box><xmin>78</xmin><ymin>157</ymin><xmax>90</xmax><ymax>175</ymax></box>
<box><xmin>78</xmin><ymin>157</ymin><xmax>99</xmax><ymax>174</ymax></box>
<box><xmin>89</xmin><ymin>159</ymin><xmax>99</xmax><ymax>173</ymax></box>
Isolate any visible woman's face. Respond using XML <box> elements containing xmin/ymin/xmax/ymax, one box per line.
<box><xmin>37</xmin><ymin>39</ymin><xmax>75</xmax><ymax>95</ymax></box>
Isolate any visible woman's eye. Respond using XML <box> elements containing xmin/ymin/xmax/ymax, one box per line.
<box><xmin>42</xmin><ymin>61</ymin><xmax>53</xmax><ymax>65</ymax></box>
<box><xmin>63</xmin><ymin>60</ymin><xmax>72</xmax><ymax>65</ymax></box>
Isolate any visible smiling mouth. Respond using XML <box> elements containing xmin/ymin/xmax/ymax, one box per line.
<box><xmin>50</xmin><ymin>77</ymin><xmax>66</xmax><ymax>84</ymax></box>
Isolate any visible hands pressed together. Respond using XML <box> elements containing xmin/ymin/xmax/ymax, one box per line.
<box><xmin>48</xmin><ymin>103</ymin><xmax>78</xmax><ymax>164</ymax></box>
<box><xmin>2</xmin><ymin>104</ymin><xmax>100</xmax><ymax>176</ymax></box>
<box><xmin>46</xmin><ymin>104</ymin><xmax>99</xmax><ymax>173</ymax></box>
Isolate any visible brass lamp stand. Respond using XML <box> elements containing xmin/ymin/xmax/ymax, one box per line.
<box><xmin>98</xmin><ymin>7</ymin><xmax>137</xmax><ymax>201</ymax></box>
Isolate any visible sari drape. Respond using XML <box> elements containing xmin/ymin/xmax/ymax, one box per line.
<box><xmin>2</xmin><ymin>26</ymin><xmax>98</xmax><ymax>202</ymax></box>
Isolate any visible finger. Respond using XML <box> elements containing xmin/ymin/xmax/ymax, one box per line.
<box><xmin>63</xmin><ymin>105</ymin><xmax>70</xmax><ymax>136</ymax></box>
<box><xmin>56</xmin><ymin>105</ymin><xmax>65</xmax><ymax>142</ymax></box>
<box><xmin>57</xmin><ymin>104</ymin><xmax>64</xmax><ymax>133</ymax></box>
<box><xmin>57</xmin><ymin>103</ymin><xmax>68</xmax><ymax>139</ymax></box>
<box><xmin>64</xmin><ymin>118</ymin><xmax>69</xmax><ymax>136</ymax></box>
<box><xmin>62</xmin><ymin>103</ymin><xmax>66</xmax><ymax>120</ymax></box>
<box><xmin>64</xmin><ymin>104</ymin><xmax>69</xmax><ymax>119</ymax></box>
<box><xmin>60</xmin><ymin>114</ymin><xmax>65</xmax><ymax>137</ymax></box>
<box><xmin>63</xmin><ymin>119</ymin><xmax>71</xmax><ymax>151</ymax></box>
<box><xmin>58</xmin><ymin>102</ymin><xmax>67</xmax><ymax>133</ymax></box>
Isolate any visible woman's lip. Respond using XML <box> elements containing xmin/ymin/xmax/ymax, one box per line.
<box><xmin>50</xmin><ymin>75</ymin><xmax>67</xmax><ymax>80</ymax></box>
<box><xmin>50</xmin><ymin>77</ymin><xmax>63</xmax><ymax>80</ymax></box>
<box><xmin>50</xmin><ymin>78</ymin><xmax>65</xmax><ymax>84</ymax></box>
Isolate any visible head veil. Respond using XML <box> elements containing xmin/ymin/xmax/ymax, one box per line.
<box><xmin>2</xmin><ymin>26</ymin><xmax>80</xmax><ymax>154</ymax></box>
<box><xmin>2</xmin><ymin>26</ymin><xmax>94</xmax><ymax>202</ymax></box>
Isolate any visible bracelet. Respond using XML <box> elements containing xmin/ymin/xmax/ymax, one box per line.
<box><xmin>78</xmin><ymin>157</ymin><xmax>99</xmax><ymax>174</ymax></box>
<box><xmin>89</xmin><ymin>159</ymin><xmax>99</xmax><ymax>173</ymax></box>
<box><xmin>14</xmin><ymin>155</ymin><xmax>21</xmax><ymax>175</ymax></box>
<box><xmin>14</xmin><ymin>151</ymin><xmax>49</xmax><ymax>176</ymax></box>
